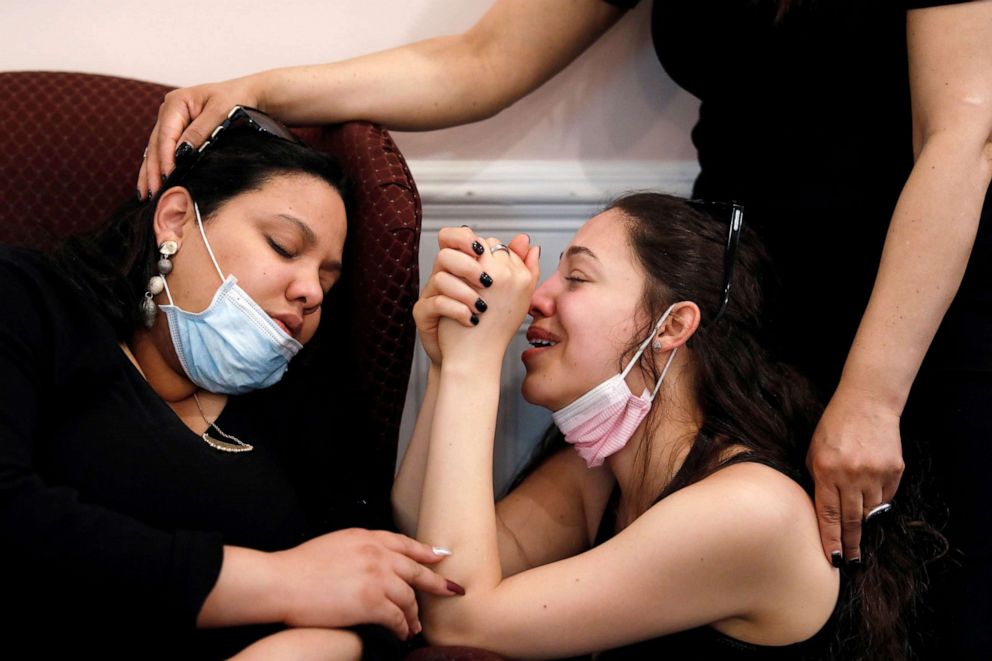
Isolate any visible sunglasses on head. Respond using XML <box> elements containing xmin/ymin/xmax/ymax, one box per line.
<box><xmin>686</xmin><ymin>199</ymin><xmax>744</xmax><ymax>325</ymax></box>
<box><xmin>163</xmin><ymin>106</ymin><xmax>306</xmax><ymax>188</ymax></box>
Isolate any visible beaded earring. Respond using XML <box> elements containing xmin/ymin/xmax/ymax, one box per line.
<box><xmin>141</xmin><ymin>240</ymin><xmax>178</xmax><ymax>328</ymax></box>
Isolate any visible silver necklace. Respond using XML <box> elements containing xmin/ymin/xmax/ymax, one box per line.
<box><xmin>192</xmin><ymin>392</ymin><xmax>254</xmax><ymax>453</ymax></box>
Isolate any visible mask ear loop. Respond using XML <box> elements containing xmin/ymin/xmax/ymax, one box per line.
<box><xmin>620</xmin><ymin>303</ymin><xmax>680</xmax><ymax>401</ymax></box>
<box><xmin>158</xmin><ymin>202</ymin><xmax>226</xmax><ymax>308</ymax></box>
<box><xmin>193</xmin><ymin>202</ymin><xmax>226</xmax><ymax>282</ymax></box>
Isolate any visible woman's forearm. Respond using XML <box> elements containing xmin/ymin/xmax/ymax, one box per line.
<box><xmin>246</xmin><ymin>0</ymin><xmax>624</xmax><ymax>131</ymax></box>
<box><xmin>418</xmin><ymin>359</ymin><xmax>505</xmax><ymax>595</ymax></box>
<box><xmin>393</xmin><ymin>364</ymin><xmax>442</xmax><ymax>536</ymax></box>
<box><xmin>197</xmin><ymin>545</ymin><xmax>284</xmax><ymax>627</ymax></box>
<box><xmin>837</xmin><ymin>131</ymin><xmax>991</xmax><ymax>411</ymax></box>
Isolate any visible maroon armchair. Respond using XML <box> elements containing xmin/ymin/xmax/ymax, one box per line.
<box><xmin>0</xmin><ymin>71</ymin><xmax>421</xmax><ymax>516</ymax></box>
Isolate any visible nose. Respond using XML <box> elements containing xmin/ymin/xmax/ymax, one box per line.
<box><xmin>528</xmin><ymin>272</ymin><xmax>559</xmax><ymax>319</ymax></box>
<box><xmin>288</xmin><ymin>267</ymin><xmax>324</xmax><ymax>313</ymax></box>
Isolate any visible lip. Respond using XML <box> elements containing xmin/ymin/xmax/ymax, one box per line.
<box><xmin>525</xmin><ymin>326</ymin><xmax>561</xmax><ymax>344</ymax></box>
<box><xmin>270</xmin><ymin>312</ymin><xmax>303</xmax><ymax>339</ymax></box>
<box><xmin>522</xmin><ymin>325</ymin><xmax>561</xmax><ymax>363</ymax></box>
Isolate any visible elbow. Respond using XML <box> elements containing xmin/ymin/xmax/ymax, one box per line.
<box><xmin>420</xmin><ymin>596</ymin><xmax>491</xmax><ymax>650</ymax></box>
<box><xmin>915</xmin><ymin>100</ymin><xmax>992</xmax><ymax>168</ymax></box>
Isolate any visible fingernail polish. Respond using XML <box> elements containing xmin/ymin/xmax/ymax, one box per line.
<box><xmin>175</xmin><ymin>141</ymin><xmax>193</xmax><ymax>160</ymax></box>
<box><xmin>137</xmin><ymin>190</ymin><xmax>144</xmax><ymax>202</ymax></box>
<box><xmin>432</xmin><ymin>546</ymin><xmax>453</xmax><ymax>557</ymax></box>
<box><xmin>472</xmin><ymin>241</ymin><xmax>485</xmax><ymax>256</ymax></box>
<box><xmin>538</xmin><ymin>245</ymin><xmax>542</xmax><ymax>259</ymax></box>
<box><xmin>480</xmin><ymin>272</ymin><xmax>493</xmax><ymax>287</ymax></box>
<box><xmin>446</xmin><ymin>579</ymin><xmax>466</xmax><ymax>595</ymax></box>
<box><xmin>831</xmin><ymin>551</ymin><xmax>843</xmax><ymax>568</ymax></box>
<box><xmin>848</xmin><ymin>557</ymin><xmax>862</xmax><ymax>567</ymax></box>
<box><xmin>146</xmin><ymin>189</ymin><xmax>153</xmax><ymax>201</ymax></box>
<box><xmin>460</xmin><ymin>224</ymin><xmax>471</xmax><ymax>229</ymax></box>
<box><xmin>475</xmin><ymin>298</ymin><xmax>488</xmax><ymax>313</ymax></box>
<box><xmin>470</xmin><ymin>314</ymin><xmax>479</xmax><ymax>326</ymax></box>
<box><xmin>161</xmin><ymin>174</ymin><xmax>168</xmax><ymax>184</ymax></box>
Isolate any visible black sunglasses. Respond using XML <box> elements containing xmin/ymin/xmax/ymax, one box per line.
<box><xmin>687</xmin><ymin>199</ymin><xmax>745</xmax><ymax>324</ymax></box>
<box><xmin>164</xmin><ymin>106</ymin><xmax>305</xmax><ymax>187</ymax></box>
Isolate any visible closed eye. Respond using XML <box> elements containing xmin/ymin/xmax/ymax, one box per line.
<box><xmin>267</xmin><ymin>236</ymin><xmax>296</xmax><ymax>259</ymax></box>
<box><xmin>564</xmin><ymin>276</ymin><xmax>587</xmax><ymax>284</ymax></box>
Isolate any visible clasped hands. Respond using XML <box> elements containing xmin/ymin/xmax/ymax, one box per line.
<box><xmin>414</xmin><ymin>228</ymin><xmax>540</xmax><ymax>369</ymax></box>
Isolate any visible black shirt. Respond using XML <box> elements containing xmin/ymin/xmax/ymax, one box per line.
<box><xmin>0</xmin><ymin>246</ymin><xmax>388</xmax><ymax>657</ymax></box>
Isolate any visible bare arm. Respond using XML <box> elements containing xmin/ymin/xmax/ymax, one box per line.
<box><xmin>139</xmin><ymin>0</ymin><xmax>624</xmax><ymax>194</ymax></box>
<box><xmin>393</xmin><ymin>365</ymin><xmax>441</xmax><ymax>536</ymax></box>
<box><xmin>808</xmin><ymin>0</ymin><xmax>992</xmax><ymax>562</ymax></box>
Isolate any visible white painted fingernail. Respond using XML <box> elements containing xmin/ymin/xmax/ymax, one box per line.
<box><xmin>432</xmin><ymin>546</ymin><xmax>453</xmax><ymax>557</ymax></box>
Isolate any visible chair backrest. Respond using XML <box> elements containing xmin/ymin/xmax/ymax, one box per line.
<box><xmin>0</xmin><ymin>71</ymin><xmax>421</xmax><ymax>513</ymax></box>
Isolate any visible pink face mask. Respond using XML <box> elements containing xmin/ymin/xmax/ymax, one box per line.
<box><xmin>551</xmin><ymin>304</ymin><xmax>679</xmax><ymax>468</ymax></box>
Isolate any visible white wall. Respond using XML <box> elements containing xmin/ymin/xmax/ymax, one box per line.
<box><xmin>0</xmin><ymin>0</ymin><xmax>697</xmax><ymax>162</ymax></box>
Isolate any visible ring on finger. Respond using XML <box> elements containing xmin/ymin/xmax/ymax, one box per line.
<box><xmin>864</xmin><ymin>503</ymin><xmax>893</xmax><ymax>522</ymax></box>
<box><xmin>490</xmin><ymin>243</ymin><xmax>510</xmax><ymax>255</ymax></box>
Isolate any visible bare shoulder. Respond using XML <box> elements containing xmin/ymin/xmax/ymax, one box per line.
<box><xmin>684</xmin><ymin>462</ymin><xmax>840</xmax><ymax>643</ymax></box>
<box><xmin>636</xmin><ymin>461</ymin><xmax>839</xmax><ymax>645</ymax></box>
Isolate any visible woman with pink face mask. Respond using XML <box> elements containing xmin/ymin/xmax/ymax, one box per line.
<box><xmin>395</xmin><ymin>193</ymin><xmax>941</xmax><ymax>660</ymax></box>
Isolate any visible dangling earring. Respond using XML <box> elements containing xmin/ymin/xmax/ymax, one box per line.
<box><xmin>141</xmin><ymin>240</ymin><xmax>178</xmax><ymax>328</ymax></box>
<box><xmin>652</xmin><ymin>339</ymin><xmax>662</xmax><ymax>351</ymax></box>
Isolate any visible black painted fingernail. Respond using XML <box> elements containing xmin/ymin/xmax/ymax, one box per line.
<box><xmin>137</xmin><ymin>190</ymin><xmax>144</xmax><ymax>202</ymax></box>
<box><xmin>146</xmin><ymin>189</ymin><xmax>153</xmax><ymax>201</ymax></box>
<box><xmin>470</xmin><ymin>314</ymin><xmax>479</xmax><ymax>326</ymax></box>
<box><xmin>460</xmin><ymin>224</ymin><xmax>470</xmax><ymax>228</ymax></box>
<box><xmin>480</xmin><ymin>272</ymin><xmax>493</xmax><ymax>288</ymax></box>
<box><xmin>161</xmin><ymin>174</ymin><xmax>168</xmax><ymax>184</ymax></box>
<box><xmin>175</xmin><ymin>141</ymin><xmax>193</xmax><ymax>160</ymax></box>
<box><xmin>446</xmin><ymin>579</ymin><xmax>466</xmax><ymax>595</ymax></box>
<box><xmin>475</xmin><ymin>298</ymin><xmax>488</xmax><ymax>313</ymax></box>
<box><xmin>538</xmin><ymin>245</ymin><xmax>542</xmax><ymax>259</ymax></box>
<box><xmin>472</xmin><ymin>241</ymin><xmax>485</xmax><ymax>256</ymax></box>
<box><xmin>831</xmin><ymin>551</ymin><xmax>843</xmax><ymax>568</ymax></box>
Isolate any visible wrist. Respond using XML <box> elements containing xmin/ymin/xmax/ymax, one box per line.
<box><xmin>250</xmin><ymin>69</ymin><xmax>284</xmax><ymax>116</ymax></box>
<box><xmin>439</xmin><ymin>353</ymin><xmax>503</xmax><ymax>382</ymax></box>
<box><xmin>199</xmin><ymin>546</ymin><xmax>286</xmax><ymax>627</ymax></box>
<box><xmin>831</xmin><ymin>374</ymin><xmax>905</xmax><ymax>418</ymax></box>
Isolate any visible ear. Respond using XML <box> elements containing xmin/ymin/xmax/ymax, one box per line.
<box><xmin>654</xmin><ymin>301</ymin><xmax>701</xmax><ymax>352</ymax></box>
<box><xmin>152</xmin><ymin>186</ymin><xmax>197</xmax><ymax>250</ymax></box>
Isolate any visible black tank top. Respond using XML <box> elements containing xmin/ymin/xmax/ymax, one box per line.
<box><xmin>593</xmin><ymin>453</ymin><xmax>836</xmax><ymax>660</ymax></box>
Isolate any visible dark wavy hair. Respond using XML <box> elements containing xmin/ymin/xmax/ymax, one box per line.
<box><xmin>614</xmin><ymin>192</ymin><xmax>943</xmax><ymax>661</ymax></box>
<box><xmin>48</xmin><ymin>128</ymin><xmax>347</xmax><ymax>341</ymax></box>
<box><xmin>514</xmin><ymin>192</ymin><xmax>943</xmax><ymax>660</ymax></box>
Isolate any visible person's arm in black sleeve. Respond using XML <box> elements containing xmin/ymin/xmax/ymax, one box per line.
<box><xmin>0</xmin><ymin>258</ymin><xmax>224</xmax><ymax>642</ymax></box>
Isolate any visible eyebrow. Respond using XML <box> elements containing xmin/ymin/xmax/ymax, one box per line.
<box><xmin>275</xmin><ymin>213</ymin><xmax>342</xmax><ymax>272</ymax></box>
<box><xmin>560</xmin><ymin>245</ymin><xmax>600</xmax><ymax>262</ymax></box>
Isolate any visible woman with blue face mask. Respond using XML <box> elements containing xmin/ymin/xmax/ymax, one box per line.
<box><xmin>0</xmin><ymin>110</ymin><xmax>462</xmax><ymax>659</ymax></box>
<box><xmin>397</xmin><ymin>194</ymin><xmax>943</xmax><ymax>660</ymax></box>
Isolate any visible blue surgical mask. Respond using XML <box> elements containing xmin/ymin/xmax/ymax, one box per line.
<box><xmin>159</xmin><ymin>202</ymin><xmax>303</xmax><ymax>394</ymax></box>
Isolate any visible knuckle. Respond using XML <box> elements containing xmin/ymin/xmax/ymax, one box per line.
<box><xmin>841</xmin><ymin>515</ymin><xmax>862</xmax><ymax>531</ymax></box>
<box><xmin>818</xmin><ymin>506</ymin><xmax>842</xmax><ymax>525</ymax></box>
